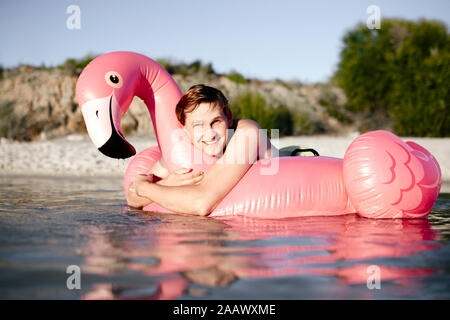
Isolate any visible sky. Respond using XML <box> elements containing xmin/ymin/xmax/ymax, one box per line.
<box><xmin>0</xmin><ymin>0</ymin><xmax>449</xmax><ymax>83</ymax></box>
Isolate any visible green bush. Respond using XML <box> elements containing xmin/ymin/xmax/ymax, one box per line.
<box><xmin>200</xmin><ymin>62</ymin><xmax>215</xmax><ymax>75</ymax></box>
<box><xmin>156</xmin><ymin>59</ymin><xmax>215</xmax><ymax>76</ymax></box>
<box><xmin>225</xmin><ymin>71</ymin><xmax>248</xmax><ymax>84</ymax></box>
<box><xmin>230</xmin><ymin>91</ymin><xmax>293</xmax><ymax>137</ymax></box>
<box><xmin>156</xmin><ymin>59</ymin><xmax>175</xmax><ymax>74</ymax></box>
<box><xmin>57</xmin><ymin>56</ymin><xmax>96</xmax><ymax>75</ymax></box>
<box><xmin>318</xmin><ymin>88</ymin><xmax>352</xmax><ymax>124</ymax></box>
<box><xmin>333</xmin><ymin>19</ymin><xmax>449</xmax><ymax>136</ymax></box>
<box><xmin>76</xmin><ymin>56</ymin><xmax>95</xmax><ymax>69</ymax></box>
<box><xmin>274</xmin><ymin>79</ymin><xmax>290</xmax><ymax>89</ymax></box>
<box><xmin>0</xmin><ymin>100</ymin><xmax>21</xmax><ymax>139</ymax></box>
<box><xmin>292</xmin><ymin>112</ymin><xmax>325</xmax><ymax>135</ymax></box>
<box><xmin>389</xmin><ymin>22</ymin><xmax>449</xmax><ymax>136</ymax></box>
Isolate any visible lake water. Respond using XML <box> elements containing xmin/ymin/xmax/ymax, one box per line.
<box><xmin>0</xmin><ymin>176</ymin><xmax>449</xmax><ymax>299</ymax></box>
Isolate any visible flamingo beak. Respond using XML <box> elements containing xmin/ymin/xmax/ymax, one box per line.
<box><xmin>81</xmin><ymin>95</ymin><xmax>136</xmax><ymax>159</ymax></box>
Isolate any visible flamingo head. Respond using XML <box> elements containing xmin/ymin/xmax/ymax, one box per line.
<box><xmin>76</xmin><ymin>52</ymin><xmax>142</xmax><ymax>159</ymax></box>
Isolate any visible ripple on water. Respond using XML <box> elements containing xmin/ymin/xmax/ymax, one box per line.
<box><xmin>0</xmin><ymin>176</ymin><xmax>449</xmax><ymax>299</ymax></box>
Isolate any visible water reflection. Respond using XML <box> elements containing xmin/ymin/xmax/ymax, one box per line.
<box><xmin>80</xmin><ymin>210</ymin><xmax>439</xmax><ymax>299</ymax></box>
<box><xmin>1</xmin><ymin>176</ymin><xmax>446</xmax><ymax>299</ymax></box>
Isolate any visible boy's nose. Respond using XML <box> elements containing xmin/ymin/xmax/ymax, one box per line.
<box><xmin>203</xmin><ymin>129</ymin><xmax>217</xmax><ymax>141</ymax></box>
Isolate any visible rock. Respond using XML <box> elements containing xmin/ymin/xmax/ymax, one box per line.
<box><xmin>0</xmin><ymin>65</ymin><xmax>356</xmax><ymax>141</ymax></box>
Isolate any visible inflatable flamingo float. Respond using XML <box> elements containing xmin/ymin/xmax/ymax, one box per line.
<box><xmin>76</xmin><ymin>51</ymin><xmax>442</xmax><ymax>219</ymax></box>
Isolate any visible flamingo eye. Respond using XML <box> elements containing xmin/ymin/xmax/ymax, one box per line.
<box><xmin>105</xmin><ymin>71</ymin><xmax>123</xmax><ymax>88</ymax></box>
<box><xmin>110</xmin><ymin>75</ymin><xmax>119</xmax><ymax>83</ymax></box>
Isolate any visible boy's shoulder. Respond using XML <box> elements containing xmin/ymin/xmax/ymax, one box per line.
<box><xmin>235</xmin><ymin>118</ymin><xmax>261</xmax><ymax>130</ymax></box>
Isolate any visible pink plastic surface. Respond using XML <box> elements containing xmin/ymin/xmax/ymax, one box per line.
<box><xmin>77</xmin><ymin>52</ymin><xmax>442</xmax><ymax>219</ymax></box>
<box><xmin>343</xmin><ymin>130</ymin><xmax>442</xmax><ymax>218</ymax></box>
<box><xmin>76</xmin><ymin>51</ymin><xmax>214</xmax><ymax>171</ymax></box>
<box><xmin>125</xmin><ymin>147</ymin><xmax>356</xmax><ymax>218</ymax></box>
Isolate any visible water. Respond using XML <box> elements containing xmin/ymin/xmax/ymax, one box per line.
<box><xmin>0</xmin><ymin>176</ymin><xmax>449</xmax><ymax>299</ymax></box>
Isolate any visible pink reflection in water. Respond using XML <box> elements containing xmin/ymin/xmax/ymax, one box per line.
<box><xmin>81</xmin><ymin>213</ymin><xmax>439</xmax><ymax>299</ymax></box>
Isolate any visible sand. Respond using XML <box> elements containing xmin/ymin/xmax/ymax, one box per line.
<box><xmin>1</xmin><ymin>133</ymin><xmax>449</xmax><ymax>192</ymax></box>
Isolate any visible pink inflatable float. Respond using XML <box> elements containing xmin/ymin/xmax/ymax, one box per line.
<box><xmin>76</xmin><ymin>51</ymin><xmax>442</xmax><ymax>219</ymax></box>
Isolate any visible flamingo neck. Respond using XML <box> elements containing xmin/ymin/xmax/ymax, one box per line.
<box><xmin>129</xmin><ymin>55</ymin><xmax>185</xmax><ymax>171</ymax></box>
<box><xmin>118</xmin><ymin>52</ymin><xmax>214</xmax><ymax>172</ymax></box>
<box><xmin>134</xmin><ymin>74</ymin><xmax>159</xmax><ymax>136</ymax></box>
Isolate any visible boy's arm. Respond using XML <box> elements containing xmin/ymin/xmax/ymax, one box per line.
<box><xmin>126</xmin><ymin>159</ymin><xmax>168</xmax><ymax>209</ymax></box>
<box><xmin>135</xmin><ymin>120</ymin><xmax>262</xmax><ymax>215</ymax></box>
<box><xmin>126</xmin><ymin>175</ymin><xmax>157</xmax><ymax>209</ymax></box>
<box><xmin>127</xmin><ymin>159</ymin><xmax>204</xmax><ymax>209</ymax></box>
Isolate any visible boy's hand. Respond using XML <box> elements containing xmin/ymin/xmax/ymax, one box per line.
<box><xmin>158</xmin><ymin>168</ymin><xmax>204</xmax><ymax>187</ymax></box>
<box><xmin>133</xmin><ymin>173</ymin><xmax>155</xmax><ymax>197</ymax></box>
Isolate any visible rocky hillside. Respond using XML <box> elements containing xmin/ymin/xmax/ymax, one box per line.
<box><xmin>0</xmin><ymin>61</ymin><xmax>358</xmax><ymax>141</ymax></box>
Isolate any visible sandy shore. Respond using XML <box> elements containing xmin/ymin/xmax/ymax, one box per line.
<box><xmin>1</xmin><ymin>133</ymin><xmax>449</xmax><ymax>192</ymax></box>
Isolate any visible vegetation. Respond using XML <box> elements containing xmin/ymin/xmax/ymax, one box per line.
<box><xmin>156</xmin><ymin>59</ymin><xmax>252</xmax><ymax>84</ymax></box>
<box><xmin>230</xmin><ymin>91</ymin><xmax>293</xmax><ymax>137</ymax></box>
<box><xmin>292</xmin><ymin>111</ymin><xmax>325</xmax><ymax>135</ymax></box>
<box><xmin>225</xmin><ymin>71</ymin><xmax>248</xmax><ymax>84</ymax></box>
<box><xmin>317</xmin><ymin>85</ymin><xmax>352</xmax><ymax>124</ymax></box>
<box><xmin>333</xmin><ymin>18</ymin><xmax>449</xmax><ymax>136</ymax></box>
<box><xmin>156</xmin><ymin>59</ymin><xmax>215</xmax><ymax>76</ymax></box>
<box><xmin>229</xmin><ymin>90</ymin><xmax>327</xmax><ymax>137</ymax></box>
<box><xmin>274</xmin><ymin>78</ymin><xmax>290</xmax><ymax>89</ymax></box>
<box><xmin>56</xmin><ymin>56</ymin><xmax>96</xmax><ymax>75</ymax></box>
<box><xmin>0</xmin><ymin>101</ymin><xmax>20</xmax><ymax>139</ymax></box>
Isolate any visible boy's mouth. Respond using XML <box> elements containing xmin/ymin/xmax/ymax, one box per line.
<box><xmin>202</xmin><ymin>137</ymin><xmax>220</xmax><ymax>146</ymax></box>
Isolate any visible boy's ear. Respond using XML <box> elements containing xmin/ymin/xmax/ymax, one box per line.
<box><xmin>226</xmin><ymin>109</ymin><xmax>233</xmax><ymax>127</ymax></box>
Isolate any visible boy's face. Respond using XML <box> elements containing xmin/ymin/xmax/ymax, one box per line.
<box><xmin>184</xmin><ymin>102</ymin><xmax>230</xmax><ymax>157</ymax></box>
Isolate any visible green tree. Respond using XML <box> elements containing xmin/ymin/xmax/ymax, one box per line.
<box><xmin>333</xmin><ymin>19</ymin><xmax>449</xmax><ymax>136</ymax></box>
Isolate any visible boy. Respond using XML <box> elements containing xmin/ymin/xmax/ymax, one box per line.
<box><xmin>127</xmin><ymin>85</ymin><xmax>310</xmax><ymax>215</ymax></box>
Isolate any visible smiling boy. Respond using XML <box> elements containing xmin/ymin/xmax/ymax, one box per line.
<box><xmin>126</xmin><ymin>84</ymin><xmax>282</xmax><ymax>215</ymax></box>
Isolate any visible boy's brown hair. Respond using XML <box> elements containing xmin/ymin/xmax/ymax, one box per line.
<box><xmin>176</xmin><ymin>84</ymin><xmax>232</xmax><ymax>126</ymax></box>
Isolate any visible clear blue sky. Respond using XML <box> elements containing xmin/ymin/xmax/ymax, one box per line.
<box><xmin>1</xmin><ymin>0</ymin><xmax>448</xmax><ymax>82</ymax></box>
